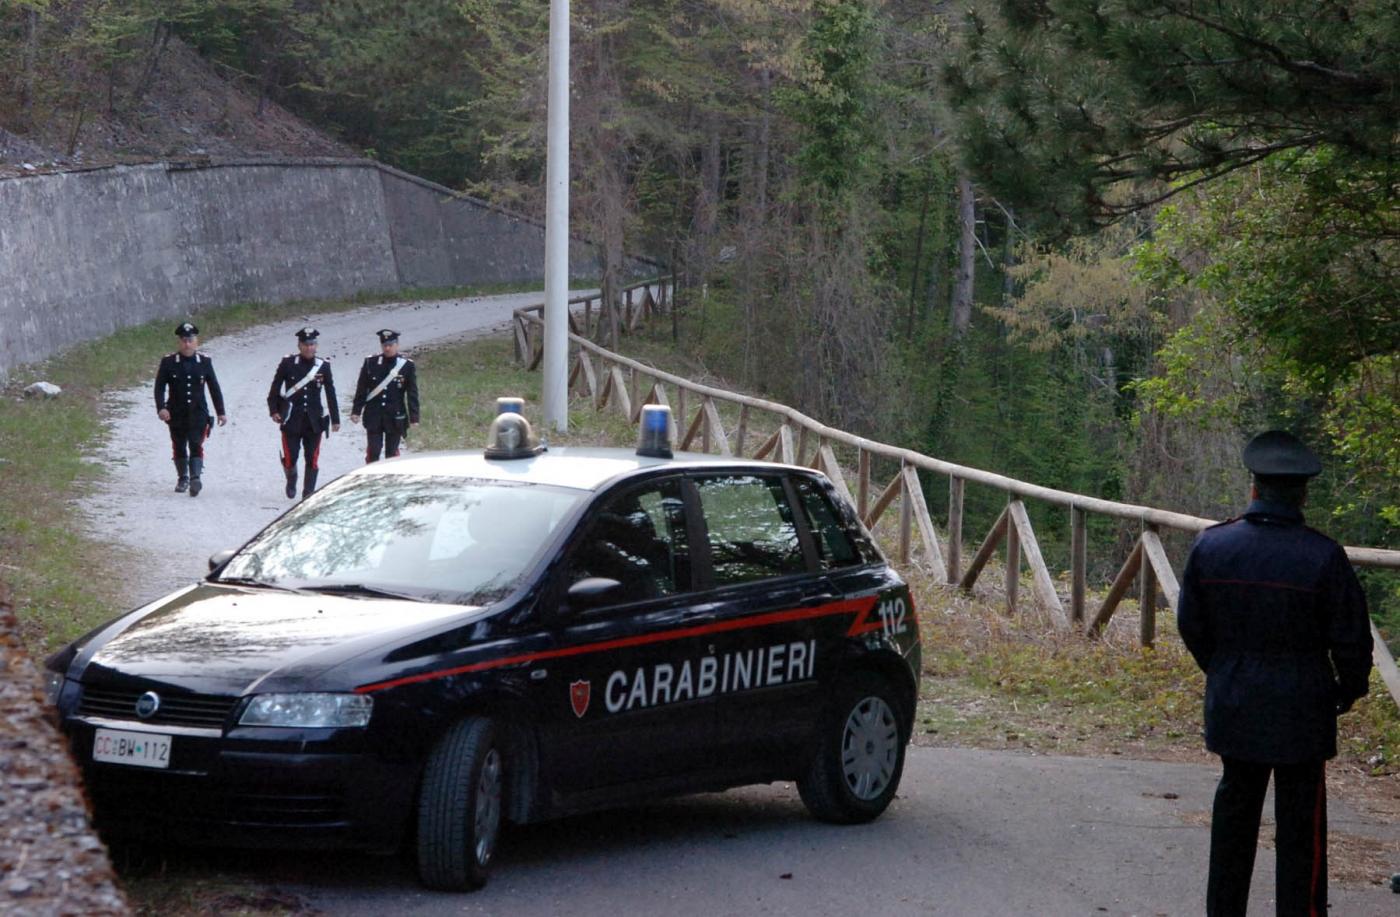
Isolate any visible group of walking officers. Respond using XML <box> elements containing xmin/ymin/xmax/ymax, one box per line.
<box><xmin>153</xmin><ymin>322</ymin><xmax>420</xmax><ymax>498</ymax></box>
<box><xmin>151</xmin><ymin>318</ymin><xmax>1377</xmax><ymax>916</ymax></box>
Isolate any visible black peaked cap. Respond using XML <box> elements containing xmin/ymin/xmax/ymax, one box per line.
<box><xmin>1243</xmin><ymin>430</ymin><xmax>1322</xmax><ymax>479</ymax></box>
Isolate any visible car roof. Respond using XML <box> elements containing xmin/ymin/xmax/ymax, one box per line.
<box><xmin>345</xmin><ymin>447</ymin><xmax>810</xmax><ymax>492</ymax></box>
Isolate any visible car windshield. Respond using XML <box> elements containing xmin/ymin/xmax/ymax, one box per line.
<box><xmin>217</xmin><ymin>474</ymin><xmax>585</xmax><ymax>604</ymax></box>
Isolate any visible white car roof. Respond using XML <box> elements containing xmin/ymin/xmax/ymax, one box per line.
<box><xmin>346</xmin><ymin>447</ymin><xmax>802</xmax><ymax>492</ymax></box>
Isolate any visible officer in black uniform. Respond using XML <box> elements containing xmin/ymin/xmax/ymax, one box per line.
<box><xmin>350</xmin><ymin>328</ymin><xmax>419</xmax><ymax>463</ymax></box>
<box><xmin>153</xmin><ymin>322</ymin><xmax>227</xmax><ymax>497</ymax></box>
<box><xmin>266</xmin><ymin>327</ymin><xmax>340</xmax><ymax>499</ymax></box>
<box><xmin>1177</xmin><ymin>430</ymin><xmax>1373</xmax><ymax>916</ymax></box>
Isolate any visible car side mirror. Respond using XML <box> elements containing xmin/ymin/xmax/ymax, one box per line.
<box><xmin>208</xmin><ymin>549</ymin><xmax>237</xmax><ymax>573</ymax></box>
<box><xmin>563</xmin><ymin>577</ymin><xmax>623</xmax><ymax>614</ymax></box>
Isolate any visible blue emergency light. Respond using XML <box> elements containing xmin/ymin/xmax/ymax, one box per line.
<box><xmin>496</xmin><ymin>397</ymin><xmax>525</xmax><ymax>415</ymax></box>
<box><xmin>636</xmin><ymin>405</ymin><xmax>674</xmax><ymax>459</ymax></box>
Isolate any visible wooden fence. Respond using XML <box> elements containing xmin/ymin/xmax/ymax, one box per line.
<box><xmin>513</xmin><ymin>276</ymin><xmax>1400</xmax><ymax>708</ymax></box>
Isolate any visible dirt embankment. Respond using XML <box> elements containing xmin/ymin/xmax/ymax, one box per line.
<box><xmin>0</xmin><ymin>35</ymin><xmax>354</xmax><ymax>179</ymax></box>
<box><xmin>0</xmin><ymin>586</ymin><xmax>128</xmax><ymax>916</ymax></box>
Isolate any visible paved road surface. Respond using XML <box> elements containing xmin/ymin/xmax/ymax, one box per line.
<box><xmin>149</xmin><ymin>747</ymin><xmax>1392</xmax><ymax>916</ymax></box>
<box><xmin>81</xmin><ymin>290</ymin><xmax>593</xmax><ymax>608</ymax></box>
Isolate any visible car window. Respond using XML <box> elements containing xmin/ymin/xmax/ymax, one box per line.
<box><xmin>793</xmin><ymin>477</ymin><xmax>861</xmax><ymax>569</ymax></box>
<box><xmin>695</xmin><ymin>474</ymin><xmax>806</xmax><ymax>586</ymax></box>
<box><xmin>218</xmin><ymin>475</ymin><xmax>583</xmax><ymax>604</ymax></box>
<box><xmin>567</xmin><ymin>479</ymin><xmax>691</xmax><ymax>606</ymax></box>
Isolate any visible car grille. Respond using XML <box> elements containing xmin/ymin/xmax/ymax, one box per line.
<box><xmin>78</xmin><ymin>686</ymin><xmax>238</xmax><ymax>729</ymax></box>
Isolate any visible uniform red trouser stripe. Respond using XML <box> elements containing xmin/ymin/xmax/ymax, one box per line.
<box><xmin>280</xmin><ymin>432</ymin><xmax>292</xmax><ymax>469</ymax></box>
<box><xmin>310</xmin><ymin>437</ymin><xmax>321</xmax><ymax>470</ymax></box>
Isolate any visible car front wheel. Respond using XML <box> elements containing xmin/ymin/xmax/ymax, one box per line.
<box><xmin>798</xmin><ymin>672</ymin><xmax>907</xmax><ymax>824</ymax></box>
<box><xmin>417</xmin><ymin>716</ymin><xmax>503</xmax><ymax>890</ymax></box>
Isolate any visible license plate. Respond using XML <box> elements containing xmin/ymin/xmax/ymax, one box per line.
<box><xmin>92</xmin><ymin>728</ymin><xmax>172</xmax><ymax>769</ymax></box>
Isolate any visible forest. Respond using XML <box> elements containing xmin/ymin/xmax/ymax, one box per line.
<box><xmin>1</xmin><ymin>0</ymin><xmax>1396</xmax><ymax>626</ymax></box>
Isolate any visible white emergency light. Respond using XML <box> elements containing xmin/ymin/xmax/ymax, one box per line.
<box><xmin>485</xmin><ymin>398</ymin><xmax>544</xmax><ymax>460</ymax></box>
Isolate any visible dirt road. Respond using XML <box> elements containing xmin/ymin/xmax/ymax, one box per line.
<box><xmin>80</xmin><ymin>290</ymin><xmax>575</xmax><ymax>608</ymax></box>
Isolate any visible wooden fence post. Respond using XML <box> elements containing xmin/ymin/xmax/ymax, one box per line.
<box><xmin>736</xmin><ymin>404</ymin><xmax>750</xmax><ymax>456</ymax></box>
<box><xmin>857</xmin><ymin>450</ymin><xmax>871</xmax><ymax>521</ymax></box>
<box><xmin>1070</xmin><ymin>505</ymin><xmax>1087</xmax><ymax>624</ymax></box>
<box><xmin>947</xmin><ymin>476</ymin><xmax>964</xmax><ymax>585</ymax></box>
<box><xmin>1139</xmin><ymin>522</ymin><xmax>1158</xmax><ymax>647</ymax></box>
<box><xmin>1007</xmin><ymin>500</ymin><xmax>1068</xmax><ymax>626</ymax></box>
<box><xmin>898</xmin><ymin>463</ymin><xmax>913</xmax><ymax>565</ymax></box>
<box><xmin>1005</xmin><ymin>498</ymin><xmax>1021</xmax><ymax>614</ymax></box>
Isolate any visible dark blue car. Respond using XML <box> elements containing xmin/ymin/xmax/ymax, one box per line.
<box><xmin>47</xmin><ymin>410</ymin><xmax>920</xmax><ymax>890</ymax></box>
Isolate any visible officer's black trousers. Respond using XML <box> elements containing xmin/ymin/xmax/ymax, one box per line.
<box><xmin>1207</xmin><ymin>757</ymin><xmax>1327</xmax><ymax>917</ymax></box>
<box><xmin>280</xmin><ymin>427</ymin><xmax>322</xmax><ymax>473</ymax></box>
<box><xmin>365</xmin><ymin>426</ymin><xmax>403</xmax><ymax>463</ymax></box>
<box><xmin>168</xmin><ymin>421</ymin><xmax>208</xmax><ymax>465</ymax></box>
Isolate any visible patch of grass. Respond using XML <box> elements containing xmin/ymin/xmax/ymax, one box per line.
<box><xmin>0</xmin><ymin>282</ymin><xmax>579</xmax><ymax>656</ymax></box>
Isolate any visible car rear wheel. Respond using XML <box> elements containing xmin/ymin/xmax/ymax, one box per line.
<box><xmin>798</xmin><ymin>672</ymin><xmax>906</xmax><ymax>824</ymax></box>
<box><xmin>416</xmin><ymin>717</ymin><xmax>503</xmax><ymax>890</ymax></box>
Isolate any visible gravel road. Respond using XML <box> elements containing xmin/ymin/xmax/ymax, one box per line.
<box><xmin>80</xmin><ymin>290</ymin><xmax>577</xmax><ymax>609</ymax></box>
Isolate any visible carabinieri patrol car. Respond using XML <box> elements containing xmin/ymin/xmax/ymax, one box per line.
<box><xmin>46</xmin><ymin>405</ymin><xmax>920</xmax><ymax>890</ymax></box>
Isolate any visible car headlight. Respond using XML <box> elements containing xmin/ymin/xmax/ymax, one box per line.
<box><xmin>239</xmin><ymin>693</ymin><xmax>373</xmax><ymax>728</ymax></box>
<box><xmin>43</xmin><ymin>671</ymin><xmax>65</xmax><ymax>707</ymax></box>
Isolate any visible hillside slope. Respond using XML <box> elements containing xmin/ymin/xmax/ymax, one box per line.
<box><xmin>0</xmin><ymin>36</ymin><xmax>354</xmax><ymax>179</ymax></box>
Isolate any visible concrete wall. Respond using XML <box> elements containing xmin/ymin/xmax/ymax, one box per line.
<box><xmin>0</xmin><ymin>158</ymin><xmax>651</xmax><ymax>380</ymax></box>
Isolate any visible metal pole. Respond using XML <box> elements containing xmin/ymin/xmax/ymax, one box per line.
<box><xmin>542</xmin><ymin>0</ymin><xmax>570</xmax><ymax>431</ymax></box>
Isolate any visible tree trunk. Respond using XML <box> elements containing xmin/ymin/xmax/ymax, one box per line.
<box><xmin>20</xmin><ymin>8</ymin><xmax>39</xmax><ymax>121</ymax></box>
<box><xmin>907</xmin><ymin>182</ymin><xmax>932</xmax><ymax>337</ymax></box>
<box><xmin>951</xmin><ymin>174</ymin><xmax>976</xmax><ymax>335</ymax></box>
<box><xmin>1001</xmin><ymin>205</ymin><xmax>1017</xmax><ymax>306</ymax></box>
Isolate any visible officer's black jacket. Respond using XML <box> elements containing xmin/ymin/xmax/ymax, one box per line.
<box><xmin>154</xmin><ymin>352</ymin><xmax>225</xmax><ymax>425</ymax></box>
<box><xmin>351</xmin><ymin>353</ymin><xmax>420</xmax><ymax>432</ymax></box>
<box><xmin>266</xmin><ymin>354</ymin><xmax>340</xmax><ymax>435</ymax></box>
<box><xmin>1177</xmin><ymin>499</ymin><xmax>1373</xmax><ymax>764</ymax></box>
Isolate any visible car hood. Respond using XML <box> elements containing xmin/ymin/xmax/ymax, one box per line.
<box><xmin>80</xmin><ymin>583</ymin><xmax>484</xmax><ymax>695</ymax></box>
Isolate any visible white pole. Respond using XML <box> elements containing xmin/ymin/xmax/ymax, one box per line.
<box><xmin>542</xmin><ymin>0</ymin><xmax>570</xmax><ymax>432</ymax></box>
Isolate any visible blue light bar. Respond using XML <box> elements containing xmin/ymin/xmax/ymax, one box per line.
<box><xmin>637</xmin><ymin>405</ymin><xmax>674</xmax><ymax>459</ymax></box>
<box><xmin>496</xmin><ymin>397</ymin><xmax>525</xmax><ymax>415</ymax></box>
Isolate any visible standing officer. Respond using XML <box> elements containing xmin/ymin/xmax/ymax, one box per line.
<box><xmin>350</xmin><ymin>328</ymin><xmax>419</xmax><ymax>463</ymax></box>
<box><xmin>1177</xmin><ymin>430</ymin><xmax>1373</xmax><ymax>916</ymax></box>
<box><xmin>154</xmin><ymin>322</ymin><xmax>227</xmax><ymax>497</ymax></box>
<box><xmin>266</xmin><ymin>327</ymin><xmax>340</xmax><ymax>499</ymax></box>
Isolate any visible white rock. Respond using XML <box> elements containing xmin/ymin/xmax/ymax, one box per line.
<box><xmin>23</xmin><ymin>382</ymin><xmax>61</xmax><ymax>398</ymax></box>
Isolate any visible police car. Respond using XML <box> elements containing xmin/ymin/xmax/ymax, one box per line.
<box><xmin>46</xmin><ymin>404</ymin><xmax>920</xmax><ymax>890</ymax></box>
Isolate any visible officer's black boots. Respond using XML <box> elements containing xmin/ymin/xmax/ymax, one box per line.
<box><xmin>174</xmin><ymin>459</ymin><xmax>189</xmax><ymax>493</ymax></box>
<box><xmin>284</xmin><ymin>466</ymin><xmax>297</xmax><ymax>500</ymax></box>
<box><xmin>302</xmin><ymin>469</ymin><xmax>318</xmax><ymax>500</ymax></box>
<box><xmin>188</xmin><ymin>459</ymin><xmax>203</xmax><ymax>497</ymax></box>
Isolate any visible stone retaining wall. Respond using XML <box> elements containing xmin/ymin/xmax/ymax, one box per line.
<box><xmin>0</xmin><ymin>158</ymin><xmax>651</xmax><ymax>380</ymax></box>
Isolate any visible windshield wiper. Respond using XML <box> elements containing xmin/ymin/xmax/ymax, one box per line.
<box><xmin>214</xmin><ymin>576</ymin><xmax>302</xmax><ymax>592</ymax></box>
<box><xmin>297</xmin><ymin>583</ymin><xmax>424</xmax><ymax>602</ymax></box>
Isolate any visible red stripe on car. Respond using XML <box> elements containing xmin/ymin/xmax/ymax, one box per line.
<box><xmin>355</xmin><ymin>595</ymin><xmax>880</xmax><ymax>694</ymax></box>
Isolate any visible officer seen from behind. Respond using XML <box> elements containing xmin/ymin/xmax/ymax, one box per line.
<box><xmin>266</xmin><ymin>327</ymin><xmax>340</xmax><ymax>499</ymax></box>
<box><xmin>154</xmin><ymin>322</ymin><xmax>226</xmax><ymax>496</ymax></box>
<box><xmin>1177</xmin><ymin>430</ymin><xmax>1373</xmax><ymax>916</ymax></box>
<box><xmin>350</xmin><ymin>328</ymin><xmax>419</xmax><ymax>463</ymax></box>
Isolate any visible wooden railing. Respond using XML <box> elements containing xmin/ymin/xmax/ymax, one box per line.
<box><xmin>512</xmin><ymin>277</ymin><xmax>1400</xmax><ymax>707</ymax></box>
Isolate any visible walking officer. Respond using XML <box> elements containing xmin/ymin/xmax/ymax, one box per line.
<box><xmin>153</xmin><ymin>322</ymin><xmax>227</xmax><ymax>496</ymax></box>
<box><xmin>266</xmin><ymin>327</ymin><xmax>340</xmax><ymax>499</ymax></box>
<box><xmin>1177</xmin><ymin>430</ymin><xmax>1373</xmax><ymax>916</ymax></box>
<box><xmin>350</xmin><ymin>328</ymin><xmax>419</xmax><ymax>463</ymax></box>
